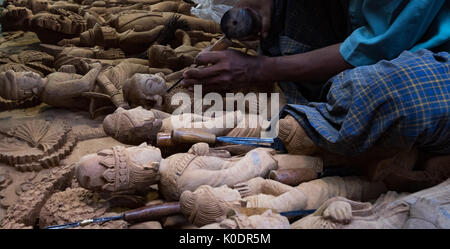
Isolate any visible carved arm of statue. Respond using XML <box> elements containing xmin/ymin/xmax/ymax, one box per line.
<box><xmin>40</xmin><ymin>63</ymin><xmax>102</xmax><ymax>109</ymax></box>
<box><xmin>102</xmin><ymin>107</ymin><xmax>263</xmax><ymax>145</ymax></box>
<box><xmin>75</xmin><ymin>142</ymin><xmax>278</xmax><ymax>202</ymax></box>
<box><xmin>158</xmin><ymin>143</ymin><xmax>278</xmax><ymax>201</ymax></box>
<box><xmin>234</xmin><ymin>176</ymin><xmax>387</xmax><ymax>212</ymax></box>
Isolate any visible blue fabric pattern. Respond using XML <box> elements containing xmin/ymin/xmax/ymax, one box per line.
<box><xmin>283</xmin><ymin>50</ymin><xmax>450</xmax><ymax>155</ymax></box>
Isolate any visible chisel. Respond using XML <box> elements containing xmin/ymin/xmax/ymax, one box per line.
<box><xmin>156</xmin><ymin>129</ymin><xmax>286</xmax><ymax>152</ymax></box>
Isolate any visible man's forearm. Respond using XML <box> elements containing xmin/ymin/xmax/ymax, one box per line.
<box><xmin>258</xmin><ymin>43</ymin><xmax>353</xmax><ymax>83</ymax></box>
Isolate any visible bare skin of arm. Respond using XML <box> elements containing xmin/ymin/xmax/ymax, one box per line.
<box><xmin>181</xmin><ymin>43</ymin><xmax>353</xmax><ymax>91</ymax></box>
<box><xmin>260</xmin><ymin>43</ymin><xmax>353</xmax><ymax>82</ymax></box>
<box><xmin>234</xmin><ymin>177</ymin><xmax>296</xmax><ymax>197</ymax></box>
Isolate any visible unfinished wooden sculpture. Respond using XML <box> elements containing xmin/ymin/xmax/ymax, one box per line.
<box><xmin>146</xmin><ymin>1</ymin><xmax>191</xmax><ymax>15</ymax></box>
<box><xmin>79</xmin><ymin>0</ymin><xmax>190</xmax><ymax>15</ymax></box>
<box><xmin>58</xmin><ymin>23</ymin><xmax>165</xmax><ymax>54</ymax></box>
<box><xmin>180</xmin><ymin>185</ymin><xmax>242</xmax><ymax>226</ymax></box>
<box><xmin>0</xmin><ymin>119</ymin><xmax>77</xmax><ymax>171</ymax></box>
<box><xmin>1</xmin><ymin>5</ymin><xmax>88</xmax><ymax>44</ymax></box>
<box><xmin>49</xmin><ymin>46</ymin><xmax>127</xmax><ymax>73</ymax></box>
<box><xmin>2</xmin><ymin>0</ymin><xmax>81</xmax><ymax>14</ymax></box>
<box><xmin>102</xmin><ymin>107</ymin><xmax>168</xmax><ymax>145</ymax></box>
<box><xmin>122</xmin><ymin>72</ymin><xmax>167</xmax><ymax>109</ymax></box>
<box><xmin>39</xmin><ymin>44</ymin><xmax>168</xmax><ymax>77</ymax></box>
<box><xmin>75</xmin><ymin>140</ymin><xmax>324</xmax><ymax>204</ymax></box>
<box><xmin>0</xmin><ymin>62</ymin><xmax>168</xmax><ymax>116</ymax></box>
<box><xmin>201</xmin><ymin>210</ymin><xmax>291</xmax><ymax>229</ymax></box>
<box><xmin>178</xmin><ymin>176</ymin><xmax>387</xmax><ymax>227</ymax></box>
<box><xmin>0</xmin><ymin>63</ymin><xmax>102</xmax><ymax>109</ymax></box>
<box><xmin>234</xmin><ymin>176</ymin><xmax>387</xmax><ymax>213</ymax></box>
<box><xmin>291</xmin><ymin>179</ymin><xmax>450</xmax><ymax>229</ymax></box>
<box><xmin>108</xmin><ymin>11</ymin><xmax>220</xmax><ymax>34</ymax></box>
<box><xmin>148</xmin><ymin>29</ymin><xmax>202</xmax><ymax>71</ymax></box>
<box><xmin>75</xmin><ymin>143</ymin><xmax>161</xmax><ymax>193</ymax></box>
<box><xmin>84</xmin><ymin>3</ymin><xmax>145</xmax><ymax>16</ymax></box>
<box><xmin>0</xmin><ymin>50</ymin><xmax>55</xmax><ymax>76</ymax></box>
<box><xmin>278</xmin><ymin>115</ymin><xmax>319</xmax><ymax>156</ymax></box>
<box><xmin>75</xmin><ymin>142</ymin><xmax>276</xmax><ymax>200</ymax></box>
<box><xmin>102</xmin><ymin>107</ymin><xmax>271</xmax><ymax>145</ymax></box>
<box><xmin>280</xmin><ymin>113</ymin><xmax>450</xmax><ymax>192</ymax></box>
<box><xmin>180</xmin><ymin>184</ymin><xmax>290</xmax><ymax>228</ymax></box>
<box><xmin>93</xmin><ymin>61</ymin><xmax>168</xmax><ymax>112</ymax></box>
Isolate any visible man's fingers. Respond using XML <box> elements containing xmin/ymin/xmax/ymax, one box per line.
<box><xmin>194</xmin><ymin>51</ymin><xmax>224</xmax><ymax>66</ymax></box>
<box><xmin>183</xmin><ymin>65</ymin><xmax>222</xmax><ymax>80</ymax></box>
<box><xmin>182</xmin><ymin>64</ymin><xmax>234</xmax><ymax>89</ymax></box>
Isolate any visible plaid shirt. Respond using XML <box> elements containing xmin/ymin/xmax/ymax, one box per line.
<box><xmin>283</xmin><ymin>50</ymin><xmax>450</xmax><ymax>155</ymax></box>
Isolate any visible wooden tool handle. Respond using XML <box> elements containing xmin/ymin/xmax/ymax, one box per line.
<box><xmin>123</xmin><ymin>202</ymin><xmax>181</xmax><ymax>224</ymax></box>
<box><xmin>156</xmin><ymin>132</ymin><xmax>175</xmax><ymax>147</ymax></box>
<box><xmin>172</xmin><ymin>129</ymin><xmax>216</xmax><ymax>144</ymax></box>
<box><xmin>207</xmin><ymin>36</ymin><xmax>233</xmax><ymax>52</ymax></box>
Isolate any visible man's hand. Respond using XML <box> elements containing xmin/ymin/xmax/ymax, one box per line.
<box><xmin>181</xmin><ymin>50</ymin><xmax>266</xmax><ymax>92</ymax></box>
<box><xmin>235</xmin><ymin>0</ymin><xmax>273</xmax><ymax>38</ymax></box>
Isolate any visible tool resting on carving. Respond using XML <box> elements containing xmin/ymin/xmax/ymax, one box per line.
<box><xmin>156</xmin><ymin>129</ymin><xmax>286</xmax><ymax>152</ymax></box>
<box><xmin>45</xmin><ymin>198</ymin><xmax>315</xmax><ymax>229</ymax></box>
<box><xmin>45</xmin><ymin>202</ymin><xmax>181</xmax><ymax>229</ymax></box>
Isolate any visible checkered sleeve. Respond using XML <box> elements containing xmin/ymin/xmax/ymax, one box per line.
<box><xmin>283</xmin><ymin>49</ymin><xmax>450</xmax><ymax>155</ymax></box>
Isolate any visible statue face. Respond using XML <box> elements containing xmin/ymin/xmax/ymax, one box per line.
<box><xmin>148</xmin><ymin>45</ymin><xmax>176</xmax><ymax>67</ymax></box>
<box><xmin>0</xmin><ymin>70</ymin><xmax>44</xmax><ymax>100</ymax></box>
<box><xmin>76</xmin><ymin>153</ymin><xmax>107</xmax><ymax>191</ymax></box>
<box><xmin>103</xmin><ymin>107</ymin><xmax>163</xmax><ymax>144</ymax></box>
<box><xmin>159</xmin><ymin>46</ymin><xmax>177</xmax><ymax>60</ymax></box>
<box><xmin>135</xmin><ymin>73</ymin><xmax>166</xmax><ymax>96</ymax></box>
<box><xmin>16</xmin><ymin>71</ymin><xmax>43</xmax><ymax>86</ymax></box>
<box><xmin>125</xmin><ymin>143</ymin><xmax>162</xmax><ymax>167</ymax></box>
<box><xmin>76</xmin><ymin>144</ymin><xmax>162</xmax><ymax>192</ymax></box>
<box><xmin>119</xmin><ymin>106</ymin><xmax>155</xmax><ymax>122</ymax></box>
<box><xmin>124</xmin><ymin>73</ymin><xmax>167</xmax><ymax>109</ymax></box>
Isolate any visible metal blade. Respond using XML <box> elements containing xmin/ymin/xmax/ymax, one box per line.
<box><xmin>280</xmin><ymin>209</ymin><xmax>316</xmax><ymax>218</ymax></box>
<box><xmin>44</xmin><ymin>214</ymin><xmax>124</xmax><ymax>229</ymax></box>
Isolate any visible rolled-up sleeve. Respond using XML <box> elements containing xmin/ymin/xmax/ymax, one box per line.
<box><xmin>340</xmin><ymin>0</ymin><xmax>446</xmax><ymax>66</ymax></box>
